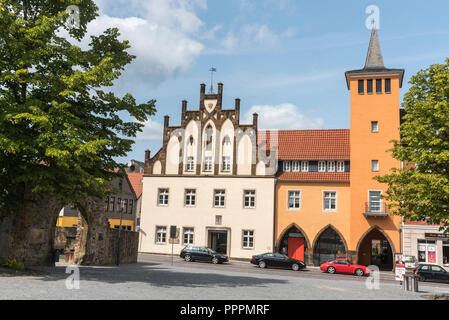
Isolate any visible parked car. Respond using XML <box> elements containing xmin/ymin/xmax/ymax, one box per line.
<box><xmin>251</xmin><ymin>253</ymin><xmax>306</xmax><ymax>271</ymax></box>
<box><xmin>320</xmin><ymin>258</ymin><xmax>370</xmax><ymax>276</ymax></box>
<box><xmin>180</xmin><ymin>246</ymin><xmax>228</xmax><ymax>264</ymax></box>
<box><xmin>414</xmin><ymin>264</ymin><xmax>449</xmax><ymax>283</ymax></box>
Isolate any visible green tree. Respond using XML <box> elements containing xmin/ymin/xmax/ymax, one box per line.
<box><xmin>375</xmin><ymin>58</ymin><xmax>449</xmax><ymax>229</ymax></box>
<box><xmin>0</xmin><ymin>0</ymin><xmax>156</xmax><ymax>215</ymax></box>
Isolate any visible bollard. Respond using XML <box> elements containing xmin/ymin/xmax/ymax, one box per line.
<box><xmin>412</xmin><ymin>276</ymin><xmax>419</xmax><ymax>292</ymax></box>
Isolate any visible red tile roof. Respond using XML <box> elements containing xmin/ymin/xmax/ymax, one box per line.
<box><xmin>127</xmin><ymin>173</ymin><xmax>144</xmax><ymax>198</ymax></box>
<box><xmin>403</xmin><ymin>219</ymin><xmax>443</xmax><ymax>226</ymax></box>
<box><xmin>277</xmin><ymin>172</ymin><xmax>350</xmax><ymax>182</ymax></box>
<box><xmin>258</xmin><ymin>129</ymin><xmax>350</xmax><ymax>160</ymax></box>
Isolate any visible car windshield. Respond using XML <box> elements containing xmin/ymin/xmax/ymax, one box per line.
<box><xmin>208</xmin><ymin>248</ymin><xmax>216</xmax><ymax>254</ymax></box>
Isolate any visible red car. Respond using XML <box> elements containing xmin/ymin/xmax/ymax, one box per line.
<box><xmin>320</xmin><ymin>258</ymin><xmax>370</xmax><ymax>276</ymax></box>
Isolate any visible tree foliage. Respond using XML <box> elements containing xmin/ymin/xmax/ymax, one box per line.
<box><xmin>0</xmin><ymin>0</ymin><xmax>156</xmax><ymax>215</ymax></box>
<box><xmin>375</xmin><ymin>58</ymin><xmax>449</xmax><ymax>229</ymax></box>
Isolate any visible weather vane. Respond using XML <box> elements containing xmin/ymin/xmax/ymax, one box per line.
<box><xmin>209</xmin><ymin>66</ymin><xmax>216</xmax><ymax>93</ymax></box>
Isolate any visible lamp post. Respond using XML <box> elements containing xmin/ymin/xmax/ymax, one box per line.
<box><xmin>116</xmin><ymin>199</ymin><xmax>124</xmax><ymax>266</ymax></box>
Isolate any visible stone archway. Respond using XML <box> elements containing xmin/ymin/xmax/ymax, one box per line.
<box><xmin>276</xmin><ymin>223</ymin><xmax>312</xmax><ymax>265</ymax></box>
<box><xmin>356</xmin><ymin>225</ymin><xmax>395</xmax><ymax>270</ymax></box>
<box><xmin>311</xmin><ymin>225</ymin><xmax>348</xmax><ymax>266</ymax></box>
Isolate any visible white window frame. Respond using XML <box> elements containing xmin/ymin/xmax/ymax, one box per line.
<box><xmin>372</xmin><ymin>160</ymin><xmax>379</xmax><ymax>172</ymax></box>
<box><xmin>301</xmin><ymin>161</ymin><xmax>309</xmax><ymax>172</ymax></box>
<box><xmin>213</xmin><ymin>189</ymin><xmax>226</xmax><ymax>208</ymax></box>
<box><xmin>283</xmin><ymin>161</ymin><xmax>291</xmax><ymax>172</ymax></box>
<box><xmin>157</xmin><ymin>188</ymin><xmax>169</xmax><ymax>206</ymax></box>
<box><xmin>204</xmin><ymin>156</ymin><xmax>213</xmax><ymax>172</ymax></box>
<box><xmin>185</xmin><ymin>189</ymin><xmax>196</xmax><ymax>207</ymax></box>
<box><xmin>186</xmin><ymin>156</ymin><xmax>195</xmax><ymax>172</ymax></box>
<box><xmin>327</xmin><ymin>161</ymin><xmax>336</xmax><ymax>172</ymax></box>
<box><xmin>242</xmin><ymin>230</ymin><xmax>255</xmax><ymax>249</ymax></box>
<box><xmin>156</xmin><ymin>226</ymin><xmax>167</xmax><ymax>244</ymax></box>
<box><xmin>368</xmin><ymin>190</ymin><xmax>382</xmax><ymax>212</ymax></box>
<box><xmin>243</xmin><ymin>190</ymin><xmax>256</xmax><ymax>208</ymax></box>
<box><xmin>222</xmin><ymin>156</ymin><xmax>231</xmax><ymax>172</ymax></box>
<box><xmin>323</xmin><ymin>191</ymin><xmax>337</xmax><ymax>212</ymax></box>
<box><xmin>318</xmin><ymin>161</ymin><xmax>326</xmax><ymax>172</ymax></box>
<box><xmin>183</xmin><ymin>227</ymin><xmax>194</xmax><ymax>245</ymax></box>
<box><xmin>287</xmin><ymin>190</ymin><xmax>301</xmax><ymax>210</ymax></box>
<box><xmin>337</xmin><ymin>161</ymin><xmax>345</xmax><ymax>172</ymax></box>
<box><xmin>291</xmin><ymin>161</ymin><xmax>300</xmax><ymax>172</ymax></box>
<box><xmin>371</xmin><ymin>121</ymin><xmax>379</xmax><ymax>133</ymax></box>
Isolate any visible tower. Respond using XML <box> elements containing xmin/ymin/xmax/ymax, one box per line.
<box><xmin>345</xmin><ymin>27</ymin><xmax>404</xmax><ymax>267</ymax></box>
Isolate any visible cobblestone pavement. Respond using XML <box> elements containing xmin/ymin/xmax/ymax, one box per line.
<box><xmin>0</xmin><ymin>254</ymin><xmax>448</xmax><ymax>300</ymax></box>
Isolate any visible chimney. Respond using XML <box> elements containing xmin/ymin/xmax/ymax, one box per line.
<box><xmin>164</xmin><ymin>115</ymin><xmax>169</xmax><ymax>128</ymax></box>
<box><xmin>145</xmin><ymin>149</ymin><xmax>151</xmax><ymax>161</ymax></box>
<box><xmin>235</xmin><ymin>98</ymin><xmax>240</xmax><ymax>112</ymax></box>
<box><xmin>182</xmin><ymin>100</ymin><xmax>187</xmax><ymax>115</ymax></box>
<box><xmin>217</xmin><ymin>82</ymin><xmax>223</xmax><ymax>95</ymax></box>
<box><xmin>252</xmin><ymin>112</ymin><xmax>258</xmax><ymax>127</ymax></box>
<box><xmin>200</xmin><ymin>83</ymin><xmax>206</xmax><ymax>94</ymax></box>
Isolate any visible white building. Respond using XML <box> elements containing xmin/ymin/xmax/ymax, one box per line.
<box><xmin>139</xmin><ymin>83</ymin><xmax>277</xmax><ymax>259</ymax></box>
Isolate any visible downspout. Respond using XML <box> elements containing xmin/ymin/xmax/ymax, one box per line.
<box><xmin>273</xmin><ymin>177</ymin><xmax>278</xmax><ymax>252</ymax></box>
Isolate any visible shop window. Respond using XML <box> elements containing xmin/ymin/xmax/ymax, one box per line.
<box><xmin>418</xmin><ymin>239</ymin><xmax>436</xmax><ymax>263</ymax></box>
<box><xmin>443</xmin><ymin>241</ymin><xmax>449</xmax><ymax>265</ymax></box>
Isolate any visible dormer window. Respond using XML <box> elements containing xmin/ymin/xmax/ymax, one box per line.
<box><xmin>301</xmin><ymin>161</ymin><xmax>309</xmax><ymax>172</ymax></box>
<box><xmin>327</xmin><ymin>161</ymin><xmax>336</xmax><ymax>172</ymax></box>
<box><xmin>292</xmin><ymin>161</ymin><xmax>300</xmax><ymax>172</ymax></box>
<box><xmin>318</xmin><ymin>161</ymin><xmax>326</xmax><ymax>172</ymax></box>
<box><xmin>283</xmin><ymin>161</ymin><xmax>291</xmax><ymax>172</ymax></box>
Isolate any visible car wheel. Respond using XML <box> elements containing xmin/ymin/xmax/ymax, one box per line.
<box><xmin>355</xmin><ymin>268</ymin><xmax>364</xmax><ymax>276</ymax></box>
<box><xmin>327</xmin><ymin>266</ymin><xmax>336</xmax><ymax>274</ymax></box>
<box><xmin>184</xmin><ymin>254</ymin><xmax>192</xmax><ymax>262</ymax></box>
<box><xmin>292</xmin><ymin>263</ymin><xmax>300</xmax><ymax>271</ymax></box>
<box><xmin>259</xmin><ymin>261</ymin><xmax>267</xmax><ymax>269</ymax></box>
<box><xmin>212</xmin><ymin>257</ymin><xmax>219</xmax><ymax>264</ymax></box>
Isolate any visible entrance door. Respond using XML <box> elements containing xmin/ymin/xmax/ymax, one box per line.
<box><xmin>209</xmin><ymin>231</ymin><xmax>228</xmax><ymax>255</ymax></box>
<box><xmin>288</xmin><ymin>238</ymin><xmax>304</xmax><ymax>261</ymax></box>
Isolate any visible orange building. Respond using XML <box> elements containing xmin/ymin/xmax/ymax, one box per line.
<box><xmin>273</xmin><ymin>28</ymin><xmax>404</xmax><ymax>270</ymax></box>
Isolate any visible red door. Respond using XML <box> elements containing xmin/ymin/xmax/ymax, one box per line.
<box><xmin>288</xmin><ymin>238</ymin><xmax>304</xmax><ymax>261</ymax></box>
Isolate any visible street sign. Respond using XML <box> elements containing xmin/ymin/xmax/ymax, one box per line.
<box><xmin>170</xmin><ymin>225</ymin><xmax>177</xmax><ymax>238</ymax></box>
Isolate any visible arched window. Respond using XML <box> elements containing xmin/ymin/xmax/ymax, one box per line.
<box><xmin>313</xmin><ymin>227</ymin><xmax>346</xmax><ymax>265</ymax></box>
<box><xmin>205</xmin><ymin>125</ymin><xmax>213</xmax><ymax>151</ymax></box>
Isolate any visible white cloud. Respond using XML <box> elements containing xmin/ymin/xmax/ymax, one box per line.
<box><xmin>243</xmin><ymin>103</ymin><xmax>324</xmax><ymax>130</ymax></box>
<box><xmin>136</xmin><ymin>119</ymin><xmax>164</xmax><ymax>141</ymax></box>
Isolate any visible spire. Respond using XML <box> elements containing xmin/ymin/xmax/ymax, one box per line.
<box><xmin>364</xmin><ymin>26</ymin><xmax>384</xmax><ymax>69</ymax></box>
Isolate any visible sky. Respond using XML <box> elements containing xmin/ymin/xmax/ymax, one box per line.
<box><xmin>83</xmin><ymin>0</ymin><xmax>449</xmax><ymax>163</ymax></box>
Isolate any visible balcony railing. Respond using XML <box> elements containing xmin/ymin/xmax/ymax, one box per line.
<box><xmin>363</xmin><ymin>202</ymin><xmax>388</xmax><ymax>217</ymax></box>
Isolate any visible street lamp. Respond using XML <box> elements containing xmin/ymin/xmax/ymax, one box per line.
<box><xmin>116</xmin><ymin>199</ymin><xmax>124</xmax><ymax>266</ymax></box>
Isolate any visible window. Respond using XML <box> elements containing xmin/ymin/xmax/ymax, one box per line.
<box><xmin>376</xmin><ymin>79</ymin><xmax>382</xmax><ymax>94</ymax></box>
<box><xmin>372</xmin><ymin>160</ymin><xmax>379</xmax><ymax>172</ymax></box>
<box><xmin>215</xmin><ymin>215</ymin><xmax>222</xmax><ymax>225</ymax></box>
<box><xmin>283</xmin><ymin>161</ymin><xmax>291</xmax><ymax>172</ymax></box>
<box><xmin>337</xmin><ymin>161</ymin><xmax>345</xmax><ymax>172</ymax></box>
<box><xmin>323</xmin><ymin>191</ymin><xmax>337</xmax><ymax>211</ymax></box>
<box><xmin>204</xmin><ymin>156</ymin><xmax>213</xmax><ymax>172</ymax></box>
<box><xmin>327</xmin><ymin>161</ymin><xmax>336</xmax><ymax>172</ymax></box>
<box><xmin>369</xmin><ymin>191</ymin><xmax>382</xmax><ymax>212</ymax></box>
<box><xmin>109</xmin><ymin>196</ymin><xmax>115</xmax><ymax>212</ymax></box>
<box><xmin>367</xmin><ymin>79</ymin><xmax>373</xmax><ymax>94</ymax></box>
<box><xmin>444</xmin><ymin>241</ymin><xmax>449</xmax><ymax>265</ymax></box>
<box><xmin>123</xmin><ymin>199</ymin><xmax>128</xmax><ymax>213</ymax></box>
<box><xmin>288</xmin><ymin>191</ymin><xmax>301</xmax><ymax>210</ymax></box>
<box><xmin>358</xmin><ymin>80</ymin><xmax>364</xmax><ymax>94</ymax></box>
<box><xmin>385</xmin><ymin>78</ymin><xmax>391</xmax><ymax>93</ymax></box>
<box><xmin>418</xmin><ymin>239</ymin><xmax>436</xmax><ymax>263</ymax></box>
<box><xmin>292</xmin><ymin>161</ymin><xmax>300</xmax><ymax>172</ymax></box>
<box><xmin>156</xmin><ymin>226</ymin><xmax>167</xmax><ymax>244</ymax></box>
<box><xmin>183</xmin><ymin>228</ymin><xmax>194</xmax><ymax>245</ymax></box>
<box><xmin>185</xmin><ymin>189</ymin><xmax>196</xmax><ymax>206</ymax></box>
<box><xmin>205</xmin><ymin>125</ymin><xmax>213</xmax><ymax>150</ymax></box>
<box><xmin>242</xmin><ymin>230</ymin><xmax>254</xmax><ymax>249</ymax></box>
<box><xmin>117</xmin><ymin>198</ymin><xmax>121</xmax><ymax>212</ymax></box>
<box><xmin>318</xmin><ymin>161</ymin><xmax>326</xmax><ymax>172</ymax></box>
<box><xmin>301</xmin><ymin>161</ymin><xmax>309</xmax><ymax>172</ymax></box>
<box><xmin>104</xmin><ymin>197</ymin><xmax>109</xmax><ymax>211</ymax></box>
<box><xmin>158</xmin><ymin>189</ymin><xmax>169</xmax><ymax>206</ymax></box>
<box><xmin>244</xmin><ymin>190</ymin><xmax>256</xmax><ymax>208</ymax></box>
<box><xmin>128</xmin><ymin>199</ymin><xmax>133</xmax><ymax>214</ymax></box>
<box><xmin>371</xmin><ymin>121</ymin><xmax>378</xmax><ymax>133</ymax></box>
<box><xmin>214</xmin><ymin>189</ymin><xmax>225</xmax><ymax>207</ymax></box>
<box><xmin>222</xmin><ymin>156</ymin><xmax>231</xmax><ymax>172</ymax></box>
<box><xmin>186</xmin><ymin>157</ymin><xmax>195</xmax><ymax>172</ymax></box>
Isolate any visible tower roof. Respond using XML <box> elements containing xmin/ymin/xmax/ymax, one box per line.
<box><xmin>364</xmin><ymin>27</ymin><xmax>384</xmax><ymax>69</ymax></box>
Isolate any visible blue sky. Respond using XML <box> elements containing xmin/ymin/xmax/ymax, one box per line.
<box><xmin>88</xmin><ymin>0</ymin><xmax>449</xmax><ymax>163</ymax></box>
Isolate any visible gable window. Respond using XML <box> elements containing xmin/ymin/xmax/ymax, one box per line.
<box><xmin>123</xmin><ymin>199</ymin><xmax>128</xmax><ymax>213</ymax></box>
<box><xmin>371</xmin><ymin>121</ymin><xmax>378</xmax><ymax>133</ymax></box>
<box><xmin>337</xmin><ymin>161</ymin><xmax>345</xmax><ymax>172</ymax></box>
<box><xmin>318</xmin><ymin>161</ymin><xmax>326</xmax><ymax>172</ymax></box>
<box><xmin>204</xmin><ymin>156</ymin><xmax>213</xmax><ymax>172</ymax></box>
<box><xmin>301</xmin><ymin>161</ymin><xmax>309</xmax><ymax>172</ymax></box>
<box><xmin>222</xmin><ymin>156</ymin><xmax>231</xmax><ymax>172</ymax></box>
<box><xmin>242</xmin><ymin>230</ymin><xmax>254</xmax><ymax>249</ymax></box>
<box><xmin>376</xmin><ymin>79</ymin><xmax>382</xmax><ymax>94</ymax></box>
<box><xmin>183</xmin><ymin>228</ymin><xmax>194</xmax><ymax>245</ymax></box>
<box><xmin>288</xmin><ymin>191</ymin><xmax>301</xmax><ymax>210</ymax></box>
<box><xmin>185</xmin><ymin>189</ymin><xmax>196</xmax><ymax>206</ymax></box>
<box><xmin>243</xmin><ymin>190</ymin><xmax>256</xmax><ymax>208</ymax></box>
<box><xmin>283</xmin><ymin>161</ymin><xmax>291</xmax><ymax>172</ymax></box>
<box><xmin>128</xmin><ymin>199</ymin><xmax>133</xmax><ymax>214</ymax></box>
<box><xmin>371</xmin><ymin>160</ymin><xmax>379</xmax><ymax>172</ymax></box>
<box><xmin>323</xmin><ymin>191</ymin><xmax>337</xmax><ymax>211</ymax></box>
<box><xmin>158</xmin><ymin>189</ymin><xmax>169</xmax><ymax>206</ymax></box>
<box><xmin>186</xmin><ymin>157</ymin><xmax>195</xmax><ymax>172</ymax></box>
<box><xmin>292</xmin><ymin>161</ymin><xmax>300</xmax><ymax>172</ymax></box>
<box><xmin>214</xmin><ymin>189</ymin><xmax>225</xmax><ymax>207</ymax></box>
<box><xmin>367</xmin><ymin>79</ymin><xmax>373</xmax><ymax>94</ymax></box>
<box><xmin>385</xmin><ymin>78</ymin><xmax>391</xmax><ymax>93</ymax></box>
<box><xmin>327</xmin><ymin>161</ymin><xmax>336</xmax><ymax>172</ymax></box>
<box><xmin>156</xmin><ymin>226</ymin><xmax>167</xmax><ymax>244</ymax></box>
<box><xmin>358</xmin><ymin>80</ymin><xmax>364</xmax><ymax>94</ymax></box>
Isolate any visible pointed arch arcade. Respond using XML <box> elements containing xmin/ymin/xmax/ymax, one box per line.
<box><xmin>312</xmin><ymin>225</ymin><xmax>348</xmax><ymax>266</ymax></box>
